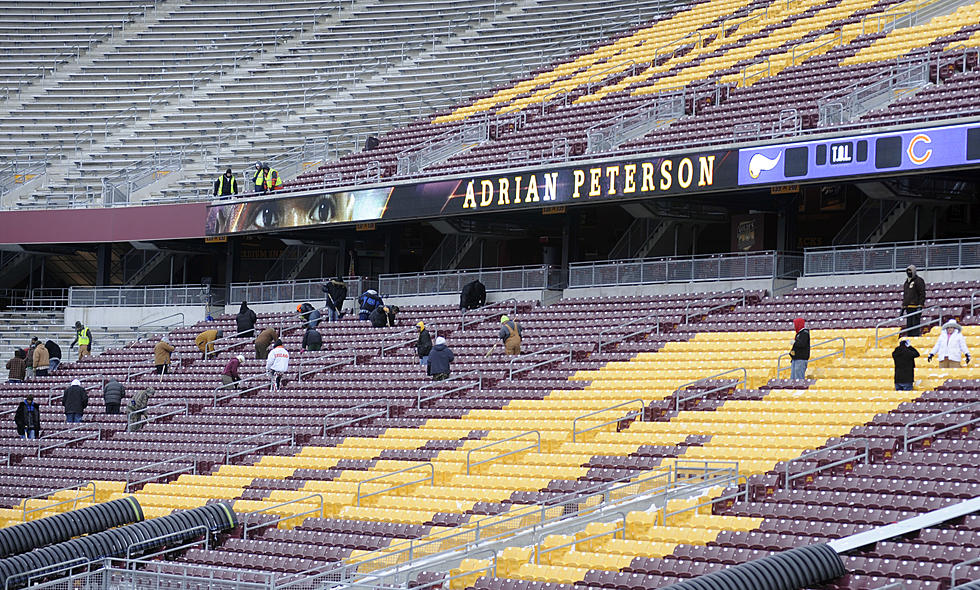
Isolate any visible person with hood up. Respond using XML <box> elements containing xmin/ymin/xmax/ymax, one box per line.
<box><xmin>252</xmin><ymin>162</ymin><xmax>265</xmax><ymax>194</ymax></box>
<box><xmin>103</xmin><ymin>378</ymin><xmax>126</xmax><ymax>414</ymax></box>
<box><xmin>788</xmin><ymin>318</ymin><xmax>811</xmax><ymax>380</ymax></box>
<box><xmin>902</xmin><ymin>264</ymin><xmax>926</xmax><ymax>337</ymax></box>
<box><xmin>460</xmin><ymin>279</ymin><xmax>487</xmax><ymax>310</ymax></box>
<box><xmin>195</xmin><ymin>328</ymin><xmax>223</xmax><ymax>359</ymax></box>
<box><xmin>127</xmin><ymin>387</ymin><xmax>153</xmax><ymax>432</ymax></box>
<box><xmin>154</xmin><ymin>336</ymin><xmax>175</xmax><ymax>375</ymax></box>
<box><xmin>236</xmin><ymin>301</ymin><xmax>258</xmax><ymax>338</ymax></box>
<box><xmin>416</xmin><ymin>321</ymin><xmax>432</xmax><ymax>367</ymax></box>
<box><xmin>25</xmin><ymin>337</ymin><xmax>39</xmax><ymax>379</ymax></box>
<box><xmin>45</xmin><ymin>340</ymin><xmax>62</xmax><ymax>373</ymax></box>
<box><xmin>427</xmin><ymin>336</ymin><xmax>454</xmax><ymax>381</ymax></box>
<box><xmin>301</xmin><ymin>326</ymin><xmax>322</xmax><ymax>352</ymax></box>
<box><xmin>213</xmin><ymin>168</ymin><xmax>238</xmax><ymax>197</ymax></box>
<box><xmin>892</xmin><ymin>339</ymin><xmax>920</xmax><ymax>391</ymax></box>
<box><xmin>62</xmin><ymin>379</ymin><xmax>88</xmax><ymax>423</ymax></box>
<box><xmin>266</xmin><ymin>339</ymin><xmax>289</xmax><ymax>391</ymax></box>
<box><xmin>221</xmin><ymin>354</ymin><xmax>246</xmax><ymax>389</ymax></box>
<box><xmin>358</xmin><ymin>289</ymin><xmax>383</xmax><ymax>321</ymax></box>
<box><xmin>928</xmin><ymin>319</ymin><xmax>971</xmax><ymax>368</ymax></box>
<box><xmin>70</xmin><ymin>321</ymin><xmax>93</xmax><ymax>360</ymax></box>
<box><xmin>255</xmin><ymin>327</ymin><xmax>278</xmax><ymax>360</ymax></box>
<box><xmin>369</xmin><ymin>304</ymin><xmax>398</xmax><ymax>328</ymax></box>
<box><xmin>32</xmin><ymin>340</ymin><xmax>49</xmax><ymax>377</ymax></box>
<box><xmin>499</xmin><ymin>316</ymin><xmax>523</xmax><ymax>356</ymax></box>
<box><xmin>14</xmin><ymin>394</ymin><xmax>40</xmax><ymax>439</ymax></box>
<box><xmin>6</xmin><ymin>349</ymin><xmax>26</xmax><ymax>383</ymax></box>
<box><xmin>261</xmin><ymin>163</ymin><xmax>281</xmax><ymax>192</ymax></box>
<box><xmin>321</xmin><ymin>277</ymin><xmax>348</xmax><ymax>322</ymax></box>
<box><xmin>298</xmin><ymin>302</ymin><xmax>322</xmax><ymax>329</ymax></box>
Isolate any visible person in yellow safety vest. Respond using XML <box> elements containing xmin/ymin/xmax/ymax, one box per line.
<box><xmin>261</xmin><ymin>163</ymin><xmax>282</xmax><ymax>192</ymax></box>
<box><xmin>70</xmin><ymin>321</ymin><xmax>93</xmax><ymax>360</ymax></box>
<box><xmin>252</xmin><ymin>162</ymin><xmax>265</xmax><ymax>194</ymax></box>
<box><xmin>213</xmin><ymin>168</ymin><xmax>238</xmax><ymax>197</ymax></box>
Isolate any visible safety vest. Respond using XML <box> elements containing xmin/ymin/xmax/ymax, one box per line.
<box><xmin>264</xmin><ymin>169</ymin><xmax>282</xmax><ymax>190</ymax></box>
<box><xmin>77</xmin><ymin>326</ymin><xmax>90</xmax><ymax>346</ymax></box>
<box><xmin>217</xmin><ymin>175</ymin><xmax>237</xmax><ymax>195</ymax></box>
<box><xmin>252</xmin><ymin>168</ymin><xmax>265</xmax><ymax>187</ymax></box>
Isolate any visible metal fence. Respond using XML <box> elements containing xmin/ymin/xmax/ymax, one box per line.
<box><xmin>568</xmin><ymin>251</ymin><xmax>803</xmax><ymax>287</ymax></box>
<box><xmin>379</xmin><ymin>265</ymin><xmax>565</xmax><ymax>297</ymax></box>
<box><xmin>803</xmin><ymin>239</ymin><xmax>980</xmax><ymax>276</ymax></box>
<box><xmin>68</xmin><ymin>285</ymin><xmax>221</xmax><ymax>307</ymax></box>
<box><xmin>228</xmin><ymin>276</ymin><xmax>372</xmax><ymax>305</ymax></box>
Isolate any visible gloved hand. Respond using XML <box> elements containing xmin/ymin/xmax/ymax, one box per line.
<box><xmin>967</xmin><ymin>354</ymin><xmax>972</xmax><ymax>365</ymax></box>
<box><xmin>927</xmin><ymin>354</ymin><xmax>933</xmax><ymax>362</ymax></box>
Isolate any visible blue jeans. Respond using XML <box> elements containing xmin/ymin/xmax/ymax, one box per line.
<box><xmin>895</xmin><ymin>382</ymin><xmax>913</xmax><ymax>391</ymax></box>
<box><xmin>359</xmin><ymin>310</ymin><xmax>370</xmax><ymax>321</ymax></box>
<box><xmin>790</xmin><ymin>359</ymin><xmax>808</xmax><ymax>380</ymax></box>
<box><xmin>65</xmin><ymin>413</ymin><xmax>83</xmax><ymax>423</ymax></box>
<box><xmin>22</xmin><ymin>430</ymin><xmax>36</xmax><ymax>440</ymax></box>
<box><xmin>420</xmin><ymin>356</ymin><xmax>428</xmax><ymax>367</ymax></box>
<box><xmin>327</xmin><ymin>306</ymin><xmax>339</xmax><ymax>322</ymax></box>
<box><xmin>49</xmin><ymin>358</ymin><xmax>60</xmax><ymax>372</ymax></box>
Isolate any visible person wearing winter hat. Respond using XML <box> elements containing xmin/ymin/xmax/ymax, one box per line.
<box><xmin>195</xmin><ymin>328</ymin><xmax>223</xmax><ymax>360</ymax></box>
<box><xmin>928</xmin><ymin>319</ymin><xmax>971</xmax><ymax>368</ymax></box>
<box><xmin>252</xmin><ymin>162</ymin><xmax>265</xmax><ymax>194</ymax></box>
<box><xmin>499</xmin><ymin>315</ymin><xmax>523</xmax><ymax>356</ymax></box>
<box><xmin>427</xmin><ymin>336</ymin><xmax>454</xmax><ymax>381</ymax></box>
<box><xmin>221</xmin><ymin>354</ymin><xmax>246</xmax><ymax>389</ymax></box>
<box><xmin>358</xmin><ymin>289</ymin><xmax>383</xmax><ymax>321</ymax></box>
<box><xmin>154</xmin><ymin>335</ymin><xmax>175</xmax><ymax>375</ymax></box>
<box><xmin>416</xmin><ymin>321</ymin><xmax>432</xmax><ymax>367</ymax></box>
<box><xmin>902</xmin><ymin>264</ymin><xmax>926</xmax><ymax>337</ymax></box>
<box><xmin>62</xmin><ymin>379</ymin><xmax>88</xmax><ymax>423</ymax></box>
<box><xmin>788</xmin><ymin>318</ymin><xmax>810</xmax><ymax>380</ymax></box>
<box><xmin>69</xmin><ymin>321</ymin><xmax>93</xmax><ymax>360</ymax></box>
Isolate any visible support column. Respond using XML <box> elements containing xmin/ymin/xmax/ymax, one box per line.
<box><xmin>95</xmin><ymin>244</ymin><xmax>112</xmax><ymax>286</ymax></box>
<box><xmin>224</xmin><ymin>238</ymin><xmax>239</xmax><ymax>303</ymax></box>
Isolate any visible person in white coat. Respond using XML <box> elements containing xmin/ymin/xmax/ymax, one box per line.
<box><xmin>265</xmin><ymin>339</ymin><xmax>290</xmax><ymax>391</ymax></box>
<box><xmin>928</xmin><ymin>319</ymin><xmax>971</xmax><ymax>368</ymax></box>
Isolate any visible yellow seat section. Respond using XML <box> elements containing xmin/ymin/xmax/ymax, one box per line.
<box><xmin>843</xmin><ymin>1</ymin><xmax>980</xmax><ymax>65</ymax></box>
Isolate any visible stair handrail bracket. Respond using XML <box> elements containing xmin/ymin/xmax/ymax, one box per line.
<box><xmin>572</xmin><ymin>399</ymin><xmax>645</xmax><ymax>442</ymax></box>
<box><xmin>672</xmin><ymin>367</ymin><xmax>748</xmax><ymax>411</ymax></box>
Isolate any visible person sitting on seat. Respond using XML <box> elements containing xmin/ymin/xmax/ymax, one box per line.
<box><xmin>427</xmin><ymin>337</ymin><xmax>454</xmax><ymax>381</ymax></box>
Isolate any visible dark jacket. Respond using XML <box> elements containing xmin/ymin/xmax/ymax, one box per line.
<box><xmin>103</xmin><ymin>379</ymin><xmax>126</xmax><ymax>405</ymax></box>
<box><xmin>427</xmin><ymin>343</ymin><xmax>454</xmax><ymax>376</ymax></box>
<box><xmin>299</xmin><ymin>304</ymin><xmax>322</xmax><ymax>329</ymax></box>
<box><xmin>14</xmin><ymin>400</ymin><xmax>40</xmax><ymax>436</ymax></box>
<box><xmin>790</xmin><ymin>328</ymin><xmax>811</xmax><ymax>361</ymax></box>
<box><xmin>902</xmin><ymin>275</ymin><xmax>926</xmax><ymax>308</ymax></box>
<box><xmin>213</xmin><ymin>173</ymin><xmax>238</xmax><ymax>197</ymax></box>
<box><xmin>323</xmin><ymin>279</ymin><xmax>348</xmax><ymax>310</ymax></box>
<box><xmin>236</xmin><ymin>303</ymin><xmax>257</xmax><ymax>336</ymax></box>
<box><xmin>62</xmin><ymin>384</ymin><xmax>89</xmax><ymax>414</ymax></box>
<box><xmin>892</xmin><ymin>343</ymin><xmax>920</xmax><ymax>383</ymax></box>
<box><xmin>358</xmin><ymin>290</ymin><xmax>383</xmax><ymax>313</ymax></box>
<box><xmin>460</xmin><ymin>280</ymin><xmax>487</xmax><ymax>310</ymax></box>
<box><xmin>417</xmin><ymin>329</ymin><xmax>432</xmax><ymax>358</ymax></box>
<box><xmin>6</xmin><ymin>351</ymin><xmax>26</xmax><ymax>381</ymax></box>
<box><xmin>302</xmin><ymin>328</ymin><xmax>323</xmax><ymax>350</ymax></box>
<box><xmin>499</xmin><ymin>320</ymin><xmax>523</xmax><ymax>343</ymax></box>
<box><xmin>369</xmin><ymin>306</ymin><xmax>394</xmax><ymax>328</ymax></box>
<box><xmin>45</xmin><ymin>340</ymin><xmax>62</xmax><ymax>360</ymax></box>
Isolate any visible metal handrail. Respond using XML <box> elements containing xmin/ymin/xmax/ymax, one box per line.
<box><xmin>466</xmin><ymin>431</ymin><xmax>540</xmax><ymax>475</ymax></box>
<box><xmin>903</xmin><ymin>400</ymin><xmax>980</xmax><ymax>452</ymax></box>
<box><xmin>223</xmin><ymin>426</ymin><xmax>295</xmax><ymax>464</ymax></box>
<box><xmin>508</xmin><ymin>342</ymin><xmax>573</xmax><ymax>379</ymax></box>
<box><xmin>874</xmin><ymin>304</ymin><xmax>943</xmax><ymax>347</ymax></box>
<box><xmin>971</xmin><ymin>289</ymin><xmax>980</xmax><ymax>316</ymax></box>
<box><xmin>596</xmin><ymin>316</ymin><xmax>661</xmax><ymax>352</ymax></box>
<box><xmin>775</xmin><ymin>337</ymin><xmax>846</xmax><ymax>378</ymax></box>
<box><xmin>417</xmin><ymin>370</ymin><xmax>482</xmax><ymax>407</ymax></box>
<box><xmin>950</xmin><ymin>556</ymin><xmax>980</xmax><ymax>587</ymax></box>
<box><xmin>356</xmin><ymin>463</ymin><xmax>434</xmax><ymax>506</ymax></box>
<box><xmin>126</xmin><ymin>360</ymin><xmax>158</xmax><ymax>382</ymax></box>
<box><xmin>212</xmin><ymin>372</ymin><xmax>269</xmax><ymax>406</ymax></box>
<box><xmin>211</xmin><ymin>329</ymin><xmax>258</xmax><ymax>356</ymax></box>
<box><xmin>15</xmin><ymin>558</ymin><xmax>91</xmax><ymax>590</ymax></box>
<box><xmin>37</xmin><ymin>427</ymin><xmax>101</xmax><ymax>458</ymax></box>
<box><xmin>22</xmin><ymin>481</ymin><xmax>95</xmax><ymax>522</ymax></box>
<box><xmin>380</xmin><ymin>327</ymin><xmax>419</xmax><ymax>357</ymax></box>
<box><xmin>683</xmin><ymin>288</ymin><xmax>746</xmax><ymax>324</ymax></box>
<box><xmin>672</xmin><ymin>367</ymin><xmax>748</xmax><ymax>411</ymax></box>
<box><xmin>131</xmin><ymin>312</ymin><xmax>185</xmax><ymax>334</ymax></box>
<box><xmin>124</xmin><ymin>454</ymin><xmax>197</xmax><ymax>493</ymax></box>
<box><xmin>534</xmin><ymin>513</ymin><xmax>628</xmax><ymax>564</ymax></box>
<box><xmin>460</xmin><ymin>298</ymin><xmax>518</xmax><ymax>331</ymax></box>
<box><xmin>783</xmin><ymin>439</ymin><xmax>869</xmax><ymax>489</ymax></box>
<box><xmin>322</xmin><ymin>399</ymin><xmax>389</xmax><ymax>436</ymax></box>
<box><xmin>127</xmin><ymin>401</ymin><xmax>189</xmax><ymax>431</ymax></box>
<box><xmin>242</xmin><ymin>494</ymin><xmax>325</xmax><ymax>540</ymax></box>
<box><xmin>572</xmin><ymin>399</ymin><xmax>645</xmax><ymax>442</ymax></box>
<box><xmin>47</xmin><ymin>377</ymin><xmax>105</xmax><ymax>405</ymax></box>
<box><xmin>125</xmin><ymin>525</ymin><xmax>209</xmax><ymax>560</ymax></box>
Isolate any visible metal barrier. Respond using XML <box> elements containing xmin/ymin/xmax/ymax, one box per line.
<box><xmin>296</xmin><ymin>348</ymin><xmax>356</xmax><ymax>381</ymax></box>
<box><xmin>783</xmin><ymin>439</ymin><xmax>869</xmax><ymax>489</ymax></box>
<box><xmin>803</xmin><ymin>238</ymin><xmax>980</xmax><ymax>276</ymax></box>
<box><xmin>596</xmin><ymin>316</ymin><xmax>660</xmax><ymax>353</ymax></box>
<box><xmin>466</xmin><ymin>431</ymin><xmax>540</xmax><ymax>474</ymax></box>
<box><xmin>568</xmin><ymin>251</ymin><xmax>801</xmax><ymax>287</ymax></box>
<box><xmin>572</xmin><ymin>399</ymin><xmax>645</xmax><ymax>442</ymax></box>
<box><xmin>775</xmin><ymin>336</ymin><xmax>846</xmax><ymax>378</ymax></box>
<box><xmin>534</xmin><ymin>513</ymin><xmax>627</xmax><ymax>563</ymax></box>
<box><xmin>124</xmin><ymin>454</ymin><xmax>197</xmax><ymax>493</ymax></box>
<box><xmin>951</xmin><ymin>555</ymin><xmax>980</xmax><ymax>587</ymax></box>
<box><xmin>126</xmin><ymin>401</ymin><xmax>189</xmax><ymax>432</ymax></box>
<box><xmin>224</xmin><ymin>426</ymin><xmax>295</xmax><ymax>464</ymax></box>
<box><xmin>68</xmin><ymin>284</ymin><xmax>217</xmax><ymax>307</ymax></box>
<box><xmin>323</xmin><ymin>399</ymin><xmax>390</xmax><ymax>436</ymax></box>
<box><xmin>874</xmin><ymin>305</ymin><xmax>943</xmax><ymax>347</ymax></box>
<box><xmin>12</xmin><ymin>558</ymin><xmax>92</xmax><ymax>590</ymax></box>
<box><xmin>131</xmin><ymin>312</ymin><xmax>185</xmax><ymax>337</ymax></box>
<box><xmin>125</xmin><ymin>359</ymin><xmax>159</xmax><ymax>382</ymax></box>
<box><xmin>125</xmin><ymin>525</ymin><xmax>210</xmax><ymax>561</ymax></box>
<box><xmin>213</xmin><ymin>373</ymin><xmax>269</xmax><ymax>406</ymax></box>
<box><xmin>672</xmin><ymin>367</ymin><xmax>748</xmax><ymax>411</ymax></box>
<box><xmin>683</xmin><ymin>288</ymin><xmax>746</xmax><ymax>324</ymax></box>
<box><xmin>903</xmin><ymin>400</ymin><xmax>980</xmax><ymax>452</ymax></box>
<box><xmin>461</xmin><ymin>298</ymin><xmax>518</xmax><ymax>331</ymax></box>
<box><xmin>48</xmin><ymin>376</ymin><xmax>105</xmax><ymax>405</ymax></box>
<box><xmin>509</xmin><ymin>342</ymin><xmax>573</xmax><ymax>379</ymax></box>
<box><xmin>379</xmin><ymin>265</ymin><xmax>563</xmax><ymax>297</ymax></box>
<box><xmin>22</xmin><ymin>481</ymin><xmax>95</xmax><ymax>522</ymax></box>
<box><xmin>356</xmin><ymin>463</ymin><xmax>434</xmax><ymax>506</ymax></box>
<box><xmin>211</xmin><ymin>329</ymin><xmax>257</xmax><ymax>357</ymax></box>
<box><xmin>228</xmin><ymin>276</ymin><xmax>367</xmax><ymax>305</ymax></box>
<box><xmin>380</xmin><ymin>328</ymin><xmax>419</xmax><ymax>357</ymax></box>
<box><xmin>241</xmin><ymin>494</ymin><xmax>326</xmax><ymax>540</ymax></box>
<box><xmin>417</xmin><ymin>370</ymin><xmax>483</xmax><ymax>407</ymax></box>
<box><xmin>37</xmin><ymin>424</ymin><xmax>101</xmax><ymax>458</ymax></box>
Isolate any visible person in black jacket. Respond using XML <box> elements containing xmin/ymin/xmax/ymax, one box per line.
<box><xmin>236</xmin><ymin>301</ymin><xmax>258</xmax><ymax>338</ymax></box>
<box><xmin>302</xmin><ymin>326</ymin><xmax>322</xmax><ymax>352</ymax></box>
<box><xmin>427</xmin><ymin>337</ymin><xmax>454</xmax><ymax>381</ymax></box>
<box><xmin>416</xmin><ymin>321</ymin><xmax>432</xmax><ymax>367</ymax></box>
<box><xmin>14</xmin><ymin>394</ymin><xmax>40</xmax><ymax>439</ymax></box>
<box><xmin>298</xmin><ymin>303</ymin><xmax>322</xmax><ymax>329</ymax></box>
<box><xmin>901</xmin><ymin>265</ymin><xmax>926</xmax><ymax>337</ymax></box>
<box><xmin>460</xmin><ymin>280</ymin><xmax>487</xmax><ymax>310</ymax></box>
<box><xmin>322</xmin><ymin>277</ymin><xmax>348</xmax><ymax>322</ymax></box>
<box><xmin>358</xmin><ymin>289</ymin><xmax>383</xmax><ymax>321</ymax></box>
<box><xmin>369</xmin><ymin>305</ymin><xmax>398</xmax><ymax>328</ymax></box>
<box><xmin>102</xmin><ymin>378</ymin><xmax>126</xmax><ymax>414</ymax></box>
<box><xmin>45</xmin><ymin>340</ymin><xmax>62</xmax><ymax>373</ymax></box>
<box><xmin>789</xmin><ymin>318</ymin><xmax>810</xmax><ymax>380</ymax></box>
<box><xmin>213</xmin><ymin>168</ymin><xmax>238</xmax><ymax>197</ymax></box>
<box><xmin>892</xmin><ymin>339</ymin><xmax>920</xmax><ymax>391</ymax></box>
<box><xmin>62</xmin><ymin>379</ymin><xmax>89</xmax><ymax>423</ymax></box>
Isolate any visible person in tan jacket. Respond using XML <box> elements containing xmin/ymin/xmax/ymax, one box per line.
<box><xmin>32</xmin><ymin>341</ymin><xmax>50</xmax><ymax>377</ymax></box>
<box><xmin>154</xmin><ymin>336</ymin><xmax>175</xmax><ymax>374</ymax></box>
<box><xmin>194</xmin><ymin>329</ymin><xmax>223</xmax><ymax>360</ymax></box>
<box><xmin>254</xmin><ymin>327</ymin><xmax>278</xmax><ymax>360</ymax></box>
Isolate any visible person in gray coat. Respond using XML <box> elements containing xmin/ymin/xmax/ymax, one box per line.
<box><xmin>127</xmin><ymin>387</ymin><xmax>153</xmax><ymax>432</ymax></box>
<box><xmin>103</xmin><ymin>378</ymin><xmax>126</xmax><ymax>415</ymax></box>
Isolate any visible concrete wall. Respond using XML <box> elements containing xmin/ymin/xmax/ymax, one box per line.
<box><xmin>65</xmin><ymin>306</ymin><xmax>207</xmax><ymax>329</ymax></box>
<box><xmin>797</xmin><ymin>268</ymin><xmax>980</xmax><ymax>289</ymax></box>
